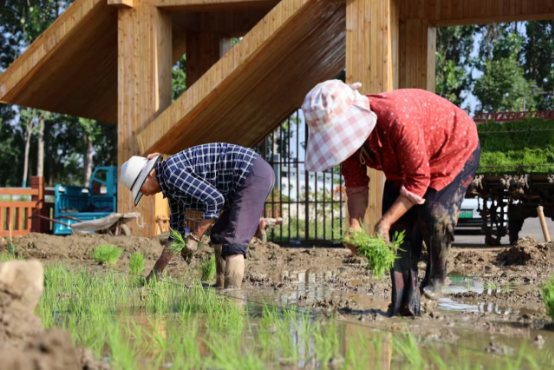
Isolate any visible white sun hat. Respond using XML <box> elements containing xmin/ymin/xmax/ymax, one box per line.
<box><xmin>120</xmin><ymin>155</ymin><xmax>163</xmax><ymax>206</ymax></box>
<box><xmin>302</xmin><ymin>80</ymin><xmax>377</xmax><ymax>172</ymax></box>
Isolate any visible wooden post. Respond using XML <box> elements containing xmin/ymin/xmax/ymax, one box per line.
<box><xmin>537</xmin><ymin>206</ymin><xmax>551</xmax><ymax>242</ymax></box>
<box><xmin>346</xmin><ymin>0</ymin><xmax>398</xmax><ymax>234</ymax></box>
<box><xmin>31</xmin><ymin>176</ymin><xmax>44</xmax><ymax>233</ymax></box>
<box><xmin>186</xmin><ymin>32</ymin><xmax>231</xmax><ymax>86</ymax></box>
<box><xmin>117</xmin><ymin>2</ymin><xmax>172</xmax><ymax>237</ymax></box>
<box><xmin>398</xmin><ymin>19</ymin><xmax>436</xmax><ymax>92</ymax></box>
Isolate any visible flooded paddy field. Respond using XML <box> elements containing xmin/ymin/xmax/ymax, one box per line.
<box><xmin>1</xmin><ymin>232</ymin><xmax>554</xmax><ymax>369</ymax></box>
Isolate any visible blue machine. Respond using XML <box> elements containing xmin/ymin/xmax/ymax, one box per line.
<box><xmin>53</xmin><ymin>167</ymin><xmax>118</xmax><ymax>235</ymax></box>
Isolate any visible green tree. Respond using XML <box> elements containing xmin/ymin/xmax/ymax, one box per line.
<box><xmin>522</xmin><ymin>21</ymin><xmax>554</xmax><ymax>110</ymax></box>
<box><xmin>435</xmin><ymin>26</ymin><xmax>476</xmax><ymax>106</ymax></box>
<box><xmin>473</xmin><ymin>27</ymin><xmax>536</xmax><ymax>113</ymax></box>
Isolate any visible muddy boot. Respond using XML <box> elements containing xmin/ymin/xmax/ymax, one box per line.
<box><xmin>421</xmin><ymin>233</ymin><xmax>451</xmax><ymax>300</ymax></box>
<box><xmin>388</xmin><ymin>234</ymin><xmax>421</xmax><ymax>317</ymax></box>
<box><xmin>146</xmin><ymin>248</ymin><xmax>174</xmax><ymax>283</ymax></box>
<box><xmin>213</xmin><ymin>244</ymin><xmax>225</xmax><ymax>288</ymax></box>
<box><xmin>389</xmin><ymin>269</ymin><xmax>421</xmax><ymax>317</ymax></box>
<box><xmin>224</xmin><ymin>254</ymin><xmax>245</xmax><ymax>290</ymax></box>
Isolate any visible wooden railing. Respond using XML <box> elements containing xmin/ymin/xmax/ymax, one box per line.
<box><xmin>0</xmin><ymin>177</ymin><xmax>54</xmax><ymax>237</ymax></box>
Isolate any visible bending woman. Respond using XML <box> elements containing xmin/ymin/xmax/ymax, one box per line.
<box><xmin>302</xmin><ymin>80</ymin><xmax>480</xmax><ymax>316</ymax></box>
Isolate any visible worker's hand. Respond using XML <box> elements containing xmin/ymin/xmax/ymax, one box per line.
<box><xmin>147</xmin><ymin>153</ymin><xmax>161</xmax><ymax>160</ymax></box>
<box><xmin>344</xmin><ymin>224</ymin><xmax>362</xmax><ymax>256</ymax></box>
<box><xmin>181</xmin><ymin>235</ymin><xmax>199</xmax><ymax>260</ymax></box>
<box><xmin>375</xmin><ymin>219</ymin><xmax>390</xmax><ymax>243</ymax></box>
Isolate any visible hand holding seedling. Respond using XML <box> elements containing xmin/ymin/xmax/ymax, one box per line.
<box><xmin>343</xmin><ymin>227</ymin><xmax>405</xmax><ymax>278</ymax></box>
<box><xmin>374</xmin><ymin>220</ymin><xmax>390</xmax><ymax>243</ymax></box>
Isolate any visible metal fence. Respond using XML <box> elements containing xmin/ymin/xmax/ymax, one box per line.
<box><xmin>254</xmin><ymin>110</ymin><xmax>346</xmax><ymax>247</ymax></box>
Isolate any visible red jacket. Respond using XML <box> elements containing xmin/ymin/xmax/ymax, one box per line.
<box><xmin>342</xmin><ymin>89</ymin><xmax>479</xmax><ymax>204</ymax></box>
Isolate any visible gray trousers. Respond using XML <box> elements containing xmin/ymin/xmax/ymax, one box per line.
<box><xmin>210</xmin><ymin>156</ymin><xmax>275</xmax><ymax>258</ymax></box>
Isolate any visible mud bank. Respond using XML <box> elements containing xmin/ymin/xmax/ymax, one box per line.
<box><xmin>0</xmin><ymin>259</ymin><xmax>108</xmax><ymax>370</ymax></box>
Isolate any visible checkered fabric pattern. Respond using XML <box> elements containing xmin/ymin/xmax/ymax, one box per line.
<box><xmin>155</xmin><ymin>143</ymin><xmax>258</xmax><ymax>237</ymax></box>
<box><xmin>302</xmin><ymin>80</ymin><xmax>377</xmax><ymax>172</ymax></box>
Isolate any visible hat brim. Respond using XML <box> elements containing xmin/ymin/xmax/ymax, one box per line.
<box><xmin>131</xmin><ymin>155</ymin><xmax>163</xmax><ymax>206</ymax></box>
<box><xmin>304</xmin><ymin>105</ymin><xmax>377</xmax><ymax>172</ymax></box>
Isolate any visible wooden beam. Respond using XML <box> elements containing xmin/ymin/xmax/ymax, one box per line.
<box><xmin>155</xmin><ymin>0</ymin><xmax>279</xmax><ymax>11</ymax></box>
<box><xmin>118</xmin><ymin>3</ymin><xmax>172</xmax><ymax>237</ymax></box>
<box><xmin>398</xmin><ymin>19</ymin><xmax>436</xmax><ymax>92</ymax></box>
<box><xmin>400</xmin><ymin>0</ymin><xmax>554</xmax><ymax>25</ymax></box>
<box><xmin>108</xmin><ymin>0</ymin><xmax>134</xmax><ymax>7</ymax></box>
<box><xmin>346</xmin><ymin>0</ymin><xmax>399</xmax><ymax>235</ymax></box>
<box><xmin>0</xmin><ymin>0</ymin><xmax>120</xmax><ymax>122</ymax></box>
<box><xmin>137</xmin><ymin>0</ymin><xmax>346</xmax><ymax>155</ymax></box>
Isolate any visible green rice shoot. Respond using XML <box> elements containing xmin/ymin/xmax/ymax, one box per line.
<box><xmin>92</xmin><ymin>245</ymin><xmax>122</xmax><ymax>265</ymax></box>
<box><xmin>541</xmin><ymin>274</ymin><xmax>554</xmax><ymax>320</ymax></box>
<box><xmin>477</xmin><ymin>118</ymin><xmax>554</xmax><ymax>174</ymax></box>
<box><xmin>129</xmin><ymin>252</ymin><xmax>145</xmax><ymax>275</ymax></box>
<box><xmin>201</xmin><ymin>255</ymin><xmax>216</xmax><ymax>281</ymax></box>
<box><xmin>168</xmin><ymin>229</ymin><xmax>187</xmax><ymax>253</ymax></box>
<box><xmin>343</xmin><ymin>227</ymin><xmax>405</xmax><ymax>279</ymax></box>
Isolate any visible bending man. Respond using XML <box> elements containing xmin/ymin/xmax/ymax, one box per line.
<box><xmin>120</xmin><ymin>143</ymin><xmax>275</xmax><ymax>289</ymax></box>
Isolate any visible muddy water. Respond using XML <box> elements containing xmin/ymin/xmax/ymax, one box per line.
<box><xmin>230</xmin><ymin>271</ymin><xmax>554</xmax><ymax>366</ymax></box>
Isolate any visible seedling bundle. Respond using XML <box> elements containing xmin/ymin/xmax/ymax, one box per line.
<box><xmin>343</xmin><ymin>228</ymin><xmax>405</xmax><ymax>278</ymax></box>
<box><xmin>477</xmin><ymin>118</ymin><xmax>554</xmax><ymax>174</ymax></box>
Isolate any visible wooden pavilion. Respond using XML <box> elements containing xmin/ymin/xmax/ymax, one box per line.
<box><xmin>1</xmin><ymin>0</ymin><xmax>553</xmax><ymax>236</ymax></box>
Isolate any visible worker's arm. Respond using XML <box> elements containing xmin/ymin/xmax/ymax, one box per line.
<box><xmin>341</xmin><ymin>150</ymin><xmax>370</xmax><ymax>254</ymax></box>
<box><xmin>375</xmin><ymin>120</ymin><xmax>429</xmax><ymax>241</ymax></box>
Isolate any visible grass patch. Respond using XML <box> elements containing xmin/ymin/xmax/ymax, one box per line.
<box><xmin>0</xmin><ymin>252</ymin><xmax>23</xmax><ymax>262</ymax></box>
<box><xmin>541</xmin><ymin>275</ymin><xmax>554</xmax><ymax>321</ymax></box>
<box><xmin>129</xmin><ymin>252</ymin><xmax>144</xmax><ymax>275</ymax></box>
<box><xmin>35</xmin><ymin>264</ymin><xmax>551</xmax><ymax>370</ymax></box>
<box><xmin>92</xmin><ymin>245</ymin><xmax>122</xmax><ymax>265</ymax></box>
<box><xmin>343</xmin><ymin>228</ymin><xmax>404</xmax><ymax>279</ymax></box>
<box><xmin>201</xmin><ymin>255</ymin><xmax>216</xmax><ymax>281</ymax></box>
<box><xmin>168</xmin><ymin>229</ymin><xmax>187</xmax><ymax>253</ymax></box>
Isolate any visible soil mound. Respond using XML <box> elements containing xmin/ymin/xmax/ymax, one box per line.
<box><xmin>497</xmin><ymin>237</ymin><xmax>554</xmax><ymax>266</ymax></box>
<box><xmin>0</xmin><ymin>259</ymin><xmax>108</xmax><ymax>370</ymax></box>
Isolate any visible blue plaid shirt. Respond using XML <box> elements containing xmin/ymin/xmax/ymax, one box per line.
<box><xmin>156</xmin><ymin>143</ymin><xmax>258</xmax><ymax>237</ymax></box>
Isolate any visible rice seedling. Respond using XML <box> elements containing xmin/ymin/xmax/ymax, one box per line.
<box><xmin>129</xmin><ymin>252</ymin><xmax>144</xmax><ymax>275</ymax></box>
<box><xmin>168</xmin><ymin>229</ymin><xmax>187</xmax><ymax>253</ymax></box>
<box><xmin>201</xmin><ymin>255</ymin><xmax>216</xmax><ymax>281</ymax></box>
<box><xmin>484</xmin><ymin>281</ymin><xmax>498</xmax><ymax>291</ymax></box>
<box><xmin>343</xmin><ymin>226</ymin><xmax>405</xmax><ymax>278</ymax></box>
<box><xmin>477</xmin><ymin>119</ymin><xmax>554</xmax><ymax>174</ymax></box>
<box><xmin>0</xmin><ymin>252</ymin><xmax>23</xmax><ymax>262</ymax></box>
<box><xmin>541</xmin><ymin>274</ymin><xmax>554</xmax><ymax>321</ymax></box>
<box><xmin>92</xmin><ymin>244</ymin><xmax>122</xmax><ymax>265</ymax></box>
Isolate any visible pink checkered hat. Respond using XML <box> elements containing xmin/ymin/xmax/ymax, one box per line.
<box><xmin>302</xmin><ymin>80</ymin><xmax>377</xmax><ymax>172</ymax></box>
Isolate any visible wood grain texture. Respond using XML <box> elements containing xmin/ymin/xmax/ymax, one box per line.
<box><xmin>108</xmin><ymin>0</ymin><xmax>134</xmax><ymax>7</ymax></box>
<box><xmin>401</xmin><ymin>0</ymin><xmax>554</xmax><ymax>25</ymax></box>
<box><xmin>137</xmin><ymin>0</ymin><xmax>346</xmax><ymax>156</ymax></box>
<box><xmin>398</xmin><ymin>19</ymin><xmax>436</xmax><ymax>91</ymax></box>
<box><xmin>0</xmin><ymin>0</ymin><xmax>119</xmax><ymax>122</ymax></box>
<box><xmin>346</xmin><ymin>0</ymin><xmax>398</xmax><ymax>234</ymax></box>
<box><xmin>156</xmin><ymin>0</ymin><xmax>279</xmax><ymax>11</ymax></box>
<box><xmin>117</xmin><ymin>4</ymin><xmax>172</xmax><ymax>237</ymax></box>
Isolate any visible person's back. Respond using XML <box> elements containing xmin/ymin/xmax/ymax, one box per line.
<box><xmin>159</xmin><ymin>143</ymin><xmax>258</xmax><ymax>208</ymax></box>
<box><xmin>367</xmin><ymin>88</ymin><xmax>479</xmax><ymax>191</ymax></box>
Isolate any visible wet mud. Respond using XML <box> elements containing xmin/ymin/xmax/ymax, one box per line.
<box><xmin>3</xmin><ymin>233</ymin><xmax>554</xmax><ymax>343</ymax></box>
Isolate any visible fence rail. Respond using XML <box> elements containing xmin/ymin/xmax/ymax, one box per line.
<box><xmin>254</xmin><ymin>110</ymin><xmax>346</xmax><ymax>247</ymax></box>
<box><xmin>0</xmin><ymin>177</ymin><xmax>54</xmax><ymax>238</ymax></box>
